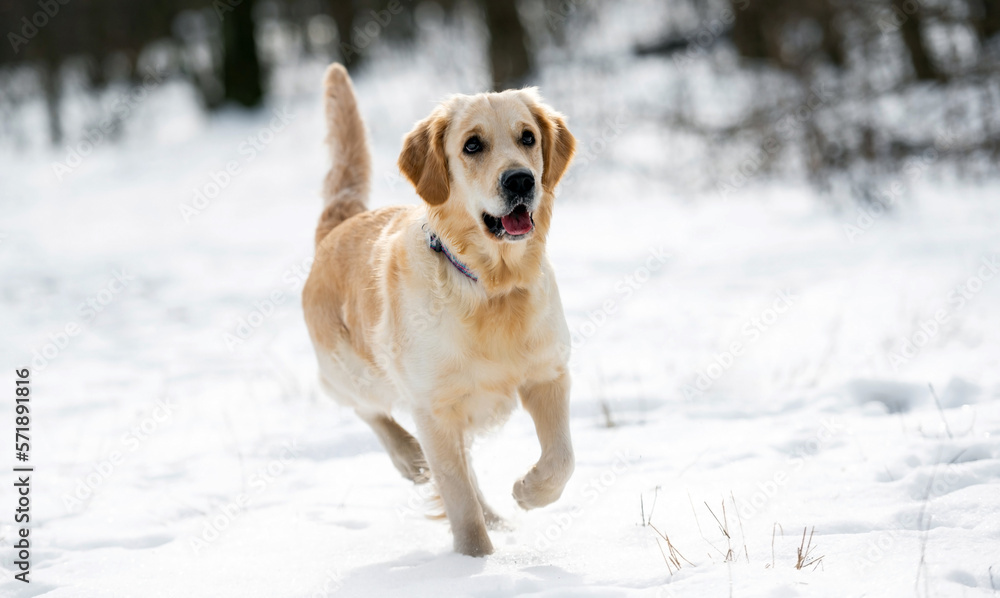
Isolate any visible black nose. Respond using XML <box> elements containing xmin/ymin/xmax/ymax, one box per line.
<box><xmin>501</xmin><ymin>169</ymin><xmax>534</xmax><ymax>196</ymax></box>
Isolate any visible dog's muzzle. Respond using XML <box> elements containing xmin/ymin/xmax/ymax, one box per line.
<box><xmin>482</xmin><ymin>169</ymin><xmax>536</xmax><ymax>239</ymax></box>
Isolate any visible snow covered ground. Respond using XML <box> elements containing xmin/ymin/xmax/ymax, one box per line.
<box><xmin>2</xmin><ymin>27</ymin><xmax>1000</xmax><ymax>598</ymax></box>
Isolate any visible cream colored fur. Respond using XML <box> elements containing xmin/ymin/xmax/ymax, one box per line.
<box><xmin>303</xmin><ymin>63</ymin><xmax>576</xmax><ymax>557</ymax></box>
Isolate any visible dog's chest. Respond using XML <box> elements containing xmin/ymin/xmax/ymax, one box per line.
<box><xmin>440</xmin><ymin>308</ymin><xmax>544</xmax><ymax>383</ymax></box>
<box><xmin>396</xmin><ymin>291</ymin><xmax>557</xmax><ymax>424</ymax></box>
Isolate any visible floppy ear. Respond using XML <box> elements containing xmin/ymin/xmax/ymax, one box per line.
<box><xmin>398</xmin><ymin>111</ymin><xmax>450</xmax><ymax>206</ymax></box>
<box><xmin>530</xmin><ymin>103</ymin><xmax>576</xmax><ymax>193</ymax></box>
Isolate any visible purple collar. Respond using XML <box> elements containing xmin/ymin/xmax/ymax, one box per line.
<box><xmin>427</xmin><ymin>231</ymin><xmax>478</xmax><ymax>282</ymax></box>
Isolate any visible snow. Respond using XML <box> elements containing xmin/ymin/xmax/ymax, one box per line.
<box><xmin>2</xmin><ymin>21</ymin><xmax>1000</xmax><ymax>598</ymax></box>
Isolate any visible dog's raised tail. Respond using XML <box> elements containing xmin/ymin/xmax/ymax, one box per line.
<box><xmin>315</xmin><ymin>64</ymin><xmax>371</xmax><ymax>245</ymax></box>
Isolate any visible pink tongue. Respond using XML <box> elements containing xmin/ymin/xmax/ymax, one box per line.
<box><xmin>501</xmin><ymin>206</ymin><xmax>533</xmax><ymax>235</ymax></box>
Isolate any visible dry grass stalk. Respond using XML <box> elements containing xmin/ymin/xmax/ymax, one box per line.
<box><xmin>766</xmin><ymin>522</ymin><xmax>783</xmax><ymax>569</ymax></box>
<box><xmin>704</xmin><ymin>501</ymin><xmax>736</xmax><ymax>563</ymax></box>
<box><xmin>730</xmin><ymin>492</ymin><xmax>750</xmax><ymax>564</ymax></box>
<box><xmin>644</xmin><ymin>488</ymin><xmax>692</xmax><ymax>575</ymax></box>
<box><xmin>795</xmin><ymin>526</ymin><xmax>824</xmax><ymax>570</ymax></box>
<box><xmin>649</xmin><ymin>522</ymin><xmax>695</xmax><ymax>574</ymax></box>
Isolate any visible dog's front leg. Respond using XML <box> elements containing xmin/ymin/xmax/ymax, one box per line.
<box><xmin>413</xmin><ymin>408</ymin><xmax>493</xmax><ymax>556</ymax></box>
<box><xmin>514</xmin><ymin>372</ymin><xmax>575</xmax><ymax>510</ymax></box>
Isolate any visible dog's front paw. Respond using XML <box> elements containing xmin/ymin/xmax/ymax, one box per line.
<box><xmin>512</xmin><ymin>453</ymin><xmax>574</xmax><ymax>510</ymax></box>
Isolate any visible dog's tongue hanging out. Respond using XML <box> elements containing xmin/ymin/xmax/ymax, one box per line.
<box><xmin>501</xmin><ymin>205</ymin><xmax>533</xmax><ymax>236</ymax></box>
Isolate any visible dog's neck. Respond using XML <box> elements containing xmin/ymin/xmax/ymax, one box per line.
<box><xmin>425</xmin><ymin>229</ymin><xmax>547</xmax><ymax>297</ymax></box>
<box><xmin>424</xmin><ymin>201</ymin><xmax>551</xmax><ymax>297</ymax></box>
<box><xmin>427</xmin><ymin>230</ymin><xmax>479</xmax><ymax>282</ymax></box>
<box><xmin>473</xmin><ymin>240</ymin><xmax>546</xmax><ymax>296</ymax></box>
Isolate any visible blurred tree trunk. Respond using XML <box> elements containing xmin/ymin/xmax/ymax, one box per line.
<box><xmin>894</xmin><ymin>3</ymin><xmax>939</xmax><ymax>81</ymax></box>
<box><xmin>970</xmin><ymin>0</ymin><xmax>1000</xmax><ymax>42</ymax></box>
<box><xmin>729</xmin><ymin>2</ymin><xmax>772</xmax><ymax>61</ymax></box>
<box><xmin>42</xmin><ymin>61</ymin><xmax>63</xmax><ymax>145</ymax></box>
<box><xmin>38</xmin><ymin>22</ymin><xmax>63</xmax><ymax>144</ymax></box>
<box><xmin>331</xmin><ymin>0</ymin><xmax>360</xmax><ymax>69</ymax></box>
<box><xmin>728</xmin><ymin>0</ymin><xmax>847</xmax><ymax>69</ymax></box>
<box><xmin>222</xmin><ymin>0</ymin><xmax>264</xmax><ymax>107</ymax></box>
<box><xmin>817</xmin><ymin>1</ymin><xmax>845</xmax><ymax>68</ymax></box>
<box><xmin>483</xmin><ymin>0</ymin><xmax>532</xmax><ymax>90</ymax></box>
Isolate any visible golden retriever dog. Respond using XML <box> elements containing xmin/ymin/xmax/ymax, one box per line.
<box><xmin>302</xmin><ymin>64</ymin><xmax>576</xmax><ymax>556</ymax></box>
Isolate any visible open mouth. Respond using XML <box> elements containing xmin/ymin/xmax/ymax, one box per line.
<box><xmin>483</xmin><ymin>204</ymin><xmax>534</xmax><ymax>239</ymax></box>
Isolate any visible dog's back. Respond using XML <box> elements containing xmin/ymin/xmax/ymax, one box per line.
<box><xmin>304</xmin><ymin>64</ymin><xmax>401</xmax><ymax>412</ymax></box>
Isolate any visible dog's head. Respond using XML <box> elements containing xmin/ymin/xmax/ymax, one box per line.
<box><xmin>399</xmin><ymin>89</ymin><xmax>575</xmax><ymax>291</ymax></box>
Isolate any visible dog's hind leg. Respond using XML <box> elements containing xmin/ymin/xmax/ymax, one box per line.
<box><xmin>357</xmin><ymin>411</ymin><xmax>430</xmax><ymax>484</ymax></box>
<box><xmin>468</xmin><ymin>462</ymin><xmax>508</xmax><ymax>531</ymax></box>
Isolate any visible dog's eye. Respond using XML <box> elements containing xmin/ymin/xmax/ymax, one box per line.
<box><xmin>463</xmin><ymin>136</ymin><xmax>483</xmax><ymax>154</ymax></box>
<box><xmin>521</xmin><ymin>130</ymin><xmax>535</xmax><ymax>146</ymax></box>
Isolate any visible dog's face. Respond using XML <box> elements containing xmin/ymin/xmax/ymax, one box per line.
<box><xmin>447</xmin><ymin>92</ymin><xmax>545</xmax><ymax>241</ymax></box>
<box><xmin>399</xmin><ymin>89</ymin><xmax>575</xmax><ymax>250</ymax></box>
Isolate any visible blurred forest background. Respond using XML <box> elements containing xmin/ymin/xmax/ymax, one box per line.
<box><xmin>1</xmin><ymin>0</ymin><xmax>999</xmax><ymax>198</ymax></box>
